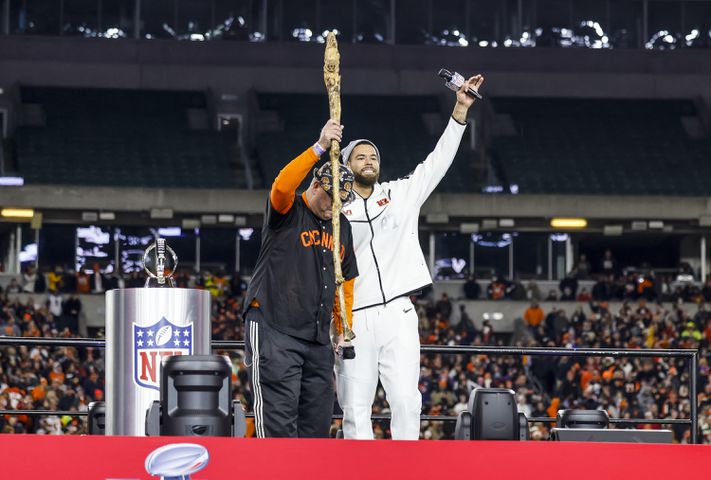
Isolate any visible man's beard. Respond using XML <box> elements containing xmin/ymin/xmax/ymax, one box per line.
<box><xmin>354</xmin><ymin>170</ymin><xmax>378</xmax><ymax>187</ymax></box>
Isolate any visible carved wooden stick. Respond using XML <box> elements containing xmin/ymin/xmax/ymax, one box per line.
<box><xmin>324</xmin><ymin>32</ymin><xmax>355</xmax><ymax>342</ymax></box>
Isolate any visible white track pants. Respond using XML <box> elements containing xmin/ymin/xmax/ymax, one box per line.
<box><xmin>335</xmin><ymin>296</ymin><xmax>422</xmax><ymax>440</ymax></box>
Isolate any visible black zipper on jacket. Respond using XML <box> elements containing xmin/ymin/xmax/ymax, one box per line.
<box><xmin>363</xmin><ymin>197</ymin><xmax>387</xmax><ymax>304</ymax></box>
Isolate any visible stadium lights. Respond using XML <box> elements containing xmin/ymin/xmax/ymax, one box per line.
<box><xmin>1</xmin><ymin>208</ymin><xmax>34</xmax><ymax>218</ymax></box>
<box><xmin>603</xmin><ymin>225</ymin><xmax>623</xmax><ymax>236</ymax></box>
<box><xmin>460</xmin><ymin>223</ymin><xmax>480</xmax><ymax>234</ymax></box>
<box><xmin>499</xmin><ymin>219</ymin><xmax>515</xmax><ymax>228</ymax></box>
<box><xmin>550</xmin><ymin>218</ymin><xmax>587</xmax><ymax>229</ymax></box>
<box><xmin>0</xmin><ymin>176</ymin><xmax>23</xmax><ymax>186</ymax></box>
<box><xmin>150</xmin><ymin>208</ymin><xmax>174</xmax><ymax>220</ymax></box>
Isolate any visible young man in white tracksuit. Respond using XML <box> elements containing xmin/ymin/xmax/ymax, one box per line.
<box><xmin>336</xmin><ymin>74</ymin><xmax>485</xmax><ymax>439</ymax></box>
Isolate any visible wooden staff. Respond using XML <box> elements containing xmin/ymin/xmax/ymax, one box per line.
<box><xmin>324</xmin><ymin>32</ymin><xmax>355</xmax><ymax>344</ymax></box>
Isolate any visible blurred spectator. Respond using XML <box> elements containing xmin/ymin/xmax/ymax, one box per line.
<box><xmin>637</xmin><ymin>274</ymin><xmax>657</xmax><ymax>300</ymax></box>
<box><xmin>89</xmin><ymin>264</ymin><xmax>106</xmax><ymax>293</ymax></box>
<box><xmin>463</xmin><ymin>275</ymin><xmax>481</xmax><ymax>300</ymax></box>
<box><xmin>575</xmin><ymin>253</ymin><xmax>591</xmax><ymax>279</ymax></box>
<box><xmin>107</xmin><ymin>271</ymin><xmax>124</xmax><ymax>291</ymax></box>
<box><xmin>47</xmin><ymin>267</ymin><xmax>63</xmax><ymax>292</ymax></box>
<box><xmin>487</xmin><ymin>276</ymin><xmax>506</xmax><ymax>300</ymax></box>
<box><xmin>454</xmin><ymin>305</ymin><xmax>476</xmax><ymax>339</ymax></box>
<box><xmin>576</xmin><ymin>287</ymin><xmax>592</xmax><ymax>302</ymax></box>
<box><xmin>702</xmin><ymin>275</ymin><xmax>711</xmax><ymax>302</ymax></box>
<box><xmin>481</xmin><ymin>319</ymin><xmax>494</xmax><ymax>343</ymax></box>
<box><xmin>623</xmin><ymin>273</ymin><xmax>637</xmax><ymax>300</ymax></box>
<box><xmin>602</xmin><ymin>249</ymin><xmax>617</xmax><ymax>274</ymax></box>
<box><xmin>21</xmin><ymin>266</ymin><xmax>38</xmax><ymax>293</ymax></box>
<box><xmin>524</xmin><ymin>301</ymin><xmax>545</xmax><ymax>328</ymax></box>
<box><xmin>508</xmin><ymin>276</ymin><xmax>527</xmax><ymax>300</ymax></box>
<box><xmin>174</xmin><ymin>269</ymin><xmax>191</xmax><ymax>288</ymax></box>
<box><xmin>545</xmin><ymin>289</ymin><xmax>559</xmax><ymax>301</ymax></box>
<box><xmin>526</xmin><ymin>280</ymin><xmax>544</xmax><ymax>301</ymax></box>
<box><xmin>6</xmin><ymin>279</ymin><xmax>21</xmax><ymax>294</ymax></box>
<box><xmin>46</xmin><ymin>289</ymin><xmax>63</xmax><ymax>320</ymax></box>
<box><xmin>1</xmin><ymin>317</ymin><xmax>22</xmax><ymax>336</ymax></box>
<box><xmin>592</xmin><ymin>274</ymin><xmax>614</xmax><ymax>301</ymax></box>
<box><xmin>682</xmin><ymin>321</ymin><xmax>702</xmax><ymax>342</ymax></box>
<box><xmin>435</xmin><ymin>293</ymin><xmax>453</xmax><ymax>320</ymax></box>
<box><xmin>62</xmin><ymin>294</ymin><xmax>81</xmax><ymax>335</ymax></box>
<box><xmin>559</xmin><ymin>270</ymin><xmax>579</xmax><ymax>300</ymax></box>
<box><xmin>61</xmin><ymin>268</ymin><xmax>77</xmax><ymax>294</ymax></box>
<box><xmin>76</xmin><ymin>271</ymin><xmax>90</xmax><ymax>294</ymax></box>
<box><xmin>545</xmin><ymin>308</ymin><xmax>569</xmax><ymax>342</ymax></box>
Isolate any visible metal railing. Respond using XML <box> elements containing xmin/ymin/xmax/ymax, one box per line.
<box><xmin>0</xmin><ymin>337</ymin><xmax>700</xmax><ymax>443</ymax></box>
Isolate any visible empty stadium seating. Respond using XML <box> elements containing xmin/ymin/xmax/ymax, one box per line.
<box><xmin>15</xmin><ymin>87</ymin><xmax>240</xmax><ymax>188</ymax></box>
<box><xmin>490</xmin><ymin>98</ymin><xmax>711</xmax><ymax>195</ymax></box>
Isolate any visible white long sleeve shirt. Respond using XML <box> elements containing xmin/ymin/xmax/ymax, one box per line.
<box><xmin>343</xmin><ymin>117</ymin><xmax>467</xmax><ymax>311</ymax></box>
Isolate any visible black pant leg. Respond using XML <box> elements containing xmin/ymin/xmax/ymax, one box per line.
<box><xmin>245</xmin><ymin>309</ymin><xmax>302</xmax><ymax>438</ymax></box>
<box><xmin>297</xmin><ymin>340</ymin><xmax>335</xmax><ymax>438</ymax></box>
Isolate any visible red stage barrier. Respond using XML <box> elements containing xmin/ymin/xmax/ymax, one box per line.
<box><xmin>3</xmin><ymin>434</ymin><xmax>708</xmax><ymax>479</ymax></box>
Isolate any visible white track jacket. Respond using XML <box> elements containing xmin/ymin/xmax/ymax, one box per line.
<box><xmin>343</xmin><ymin>117</ymin><xmax>467</xmax><ymax>311</ymax></box>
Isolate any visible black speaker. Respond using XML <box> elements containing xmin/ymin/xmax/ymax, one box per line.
<box><xmin>87</xmin><ymin>401</ymin><xmax>105</xmax><ymax>435</ymax></box>
<box><xmin>556</xmin><ymin>409</ymin><xmax>610</xmax><ymax>429</ymax></box>
<box><xmin>550</xmin><ymin>428</ymin><xmax>672</xmax><ymax>443</ymax></box>
<box><xmin>468</xmin><ymin>388</ymin><xmax>519</xmax><ymax>440</ymax></box>
<box><xmin>159</xmin><ymin>355</ymin><xmax>232</xmax><ymax>436</ymax></box>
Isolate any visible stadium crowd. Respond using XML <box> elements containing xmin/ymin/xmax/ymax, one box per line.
<box><xmin>1</xmin><ymin>265</ymin><xmax>710</xmax><ymax>442</ymax></box>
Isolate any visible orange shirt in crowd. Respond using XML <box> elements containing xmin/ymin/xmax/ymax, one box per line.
<box><xmin>524</xmin><ymin>306</ymin><xmax>544</xmax><ymax>327</ymax></box>
<box><xmin>76</xmin><ymin>273</ymin><xmax>90</xmax><ymax>294</ymax></box>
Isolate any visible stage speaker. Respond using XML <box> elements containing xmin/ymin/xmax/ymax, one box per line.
<box><xmin>556</xmin><ymin>409</ymin><xmax>609</xmax><ymax>429</ymax></box>
<box><xmin>145</xmin><ymin>355</ymin><xmax>242</xmax><ymax>437</ymax></box>
<box><xmin>468</xmin><ymin>388</ymin><xmax>520</xmax><ymax>440</ymax></box>
<box><xmin>87</xmin><ymin>401</ymin><xmax>106</xmax><ymax>435</ymax></box>
<box><xmin>550</xmin><ymin>428</ymin><xmax>672</xmax><ymax>443</ymax></box>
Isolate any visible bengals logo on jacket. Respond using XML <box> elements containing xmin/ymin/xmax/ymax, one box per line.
<box><xmin>300</xmin><ymin>229</ymin><xmax>345</xmax><ymax>259</ymax></box>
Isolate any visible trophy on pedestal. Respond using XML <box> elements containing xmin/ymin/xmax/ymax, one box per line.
<box><xmin>105</xmin><ymin>237</ymin><xmax>211</xmax><ymax>436</ymax></box>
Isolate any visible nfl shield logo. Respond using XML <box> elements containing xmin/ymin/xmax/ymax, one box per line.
<box><xmin>133</xmin><ymin>317</ymin><xmax>193</xmax><ymax>391</ymax></box>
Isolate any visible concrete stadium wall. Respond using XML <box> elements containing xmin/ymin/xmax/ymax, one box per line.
<box><xmin>3</xmin><ymin>186</ymin><xmax>711</xmax><ymax>227</ymax></box>
<box><xmin>1</xmin><ymin>37</ymin><xmax>711</xmax><ymax>100</ymax></box>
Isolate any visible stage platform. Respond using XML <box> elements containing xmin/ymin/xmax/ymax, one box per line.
<box><xmin>3</xmin><ymin>435</ymin><xmax>708</xmax><ymax>479</ymax></box>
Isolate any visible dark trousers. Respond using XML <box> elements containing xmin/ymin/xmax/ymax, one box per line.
<box><xmin>245</xmin><ymin>308</ymin><xmax>334</xmax><ymax>438</ymax></box>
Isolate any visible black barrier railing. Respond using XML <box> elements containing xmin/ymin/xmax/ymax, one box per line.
<box><xmin>0</xmin><ymin>410</ymin><xmax>466</xmax><ymax>423</ymax></box>
<box><xmin>1</xmin><ymin>410</ymin><xmax>691</xmax><ymax>427</ymax></box>
<box><xmin>0</xmin><ymin>337</ymin><xmax>700</xmax><ymax>443</ymax></box>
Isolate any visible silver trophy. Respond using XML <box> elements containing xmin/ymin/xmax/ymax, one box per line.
<box><xmin>143</xmin><ymin>237</ymin><xmax>178</xmax><ymax>287</ymax></box>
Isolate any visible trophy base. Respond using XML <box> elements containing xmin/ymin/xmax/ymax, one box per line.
<box><xmin>338</xmin><ymin>345</ymin><xmax>355</xmax><ymax>360</ymax></box>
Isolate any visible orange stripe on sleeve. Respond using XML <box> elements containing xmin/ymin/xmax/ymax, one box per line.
<box><xmin>333</xmin><ymin>277</ymin><xmax>355</xmax><ymax>335</ymax></box>
<box><xmin>270</xmin><ymin>147</ymin><xmax>320</xmax><ymax>214</ymax></box>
